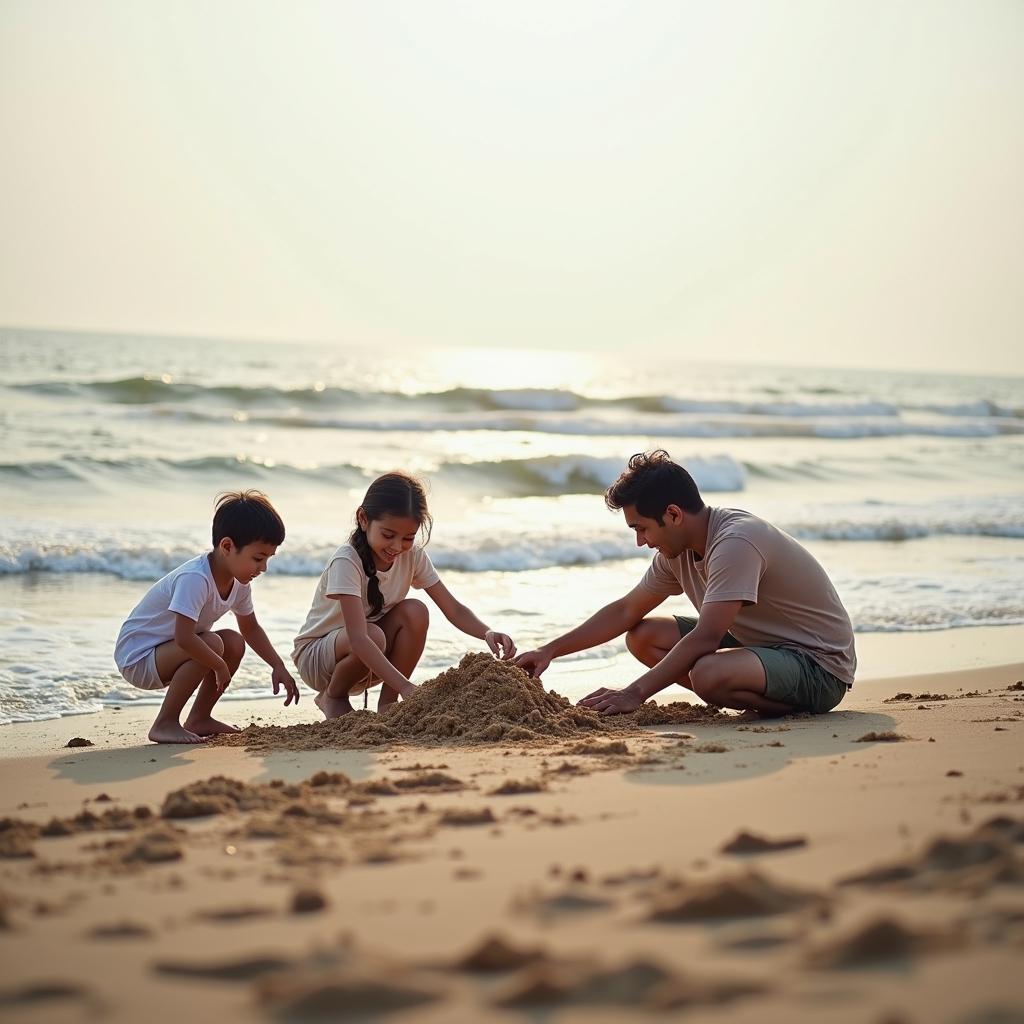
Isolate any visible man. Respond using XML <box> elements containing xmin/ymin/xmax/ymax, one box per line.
<box><xmin>515</xmin><ymin>450</ymin><xmax>856</xmax><ymax>716</ymax></box>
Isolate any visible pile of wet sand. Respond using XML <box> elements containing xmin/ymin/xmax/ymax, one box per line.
<box><xmin>219</xmin><ymin>653</ymin><xmax>723</xmax><ymax>752</ymax></box>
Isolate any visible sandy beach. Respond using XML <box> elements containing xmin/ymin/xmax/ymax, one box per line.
<box><xmin>2</xmin><ymin>633</ymin><xmax>1022</xmax><ymax>1024</ymax></box>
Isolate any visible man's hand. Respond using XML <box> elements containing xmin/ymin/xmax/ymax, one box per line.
<box><xmin>485</xmin><ymin>630</ymin><xmax>516</xmax><ymax>660</ymax></box>
<box><xmin>271</xmin><ymin>665</ymin><xmax>299</xmax><ymax>706</ymax></box>
<box><xmin>514</xmin><ymin>648</ymin><xmax>552</xmax><ymax>679</ymax></box>
<box><xmin>577</xmin><ymin>686</ymin><xmax>643</xmax><ymax>716</ymax></box>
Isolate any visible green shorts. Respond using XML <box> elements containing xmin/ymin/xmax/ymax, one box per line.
<box><xmin>674</xmin><ymin>616</ymin><xmax>850</xmax><ymax>715</ymax></box>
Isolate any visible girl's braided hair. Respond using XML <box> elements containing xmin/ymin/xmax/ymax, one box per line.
<box><xmin>350</xmin><ymin>473</ymin><xmax>432</xmax><ymax>617</ymax></box>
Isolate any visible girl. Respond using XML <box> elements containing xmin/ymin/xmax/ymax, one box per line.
<box><xmin>293</xmin><ymin>472</ymin><xmax>516</xmax><ymax>718</ymax></box>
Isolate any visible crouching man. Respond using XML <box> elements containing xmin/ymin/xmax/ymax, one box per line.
<box><xmin>515</xmin><ymin>450</ymin><xmax>856</xmax><ymax>717</ymax></box>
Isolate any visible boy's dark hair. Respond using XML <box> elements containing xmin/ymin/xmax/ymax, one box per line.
<box><xmin>351</xmin><ymin>472</ymin><xmax>432</xmax><ymax>618</ymax></box>
<box><xmin>212</xmin><ymin>490</ymin><xmax>286</xmax><ymax>548</ymax></box>
<box><xmin>604</xmin><ymin>450</ymin><xmax>704</xmax><ymax>522</ymax></box>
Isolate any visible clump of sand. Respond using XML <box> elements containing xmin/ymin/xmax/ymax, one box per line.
<box><xmin>216</xmin><ymin>653</ymin><xmax>725</xmax><ymax>752</ymax></box>
<box><xmin>839</xmin><ymin>816</ymin><xmax>1024</xmax><ymax>893</ymax></box>
<box><xmin>453</xmin><ymin>934</ymin><xmax>544</xmax><ymax>972</ymax></box>
<box><xmin>491</xmin><ymin>956</ymin><xmax>764</xmax><ymax>1011</ymax></box>
<box><xmin>855</xmin><ymin>731</ymin><xmax>910</xmax><ymax>743</ymax></box>
<box><xmin>806</xmin><ymin>916</ymin><xmax>966</xmax><ymax>968</ymax></box>
<box><xmin>721</xmin><ymin>831</ymin><xmax>808</xmax><ymax>855</ymax></box>
<box><xmin>646</xmin><ymin>870</ymin><xmax>826</xmax><ymax>922</ymax></box>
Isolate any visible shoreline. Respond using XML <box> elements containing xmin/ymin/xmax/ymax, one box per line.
<box><xmin>2</xmin><ymin>623</ymin><xmax>1022</xmax><ymax>760</ymax></box>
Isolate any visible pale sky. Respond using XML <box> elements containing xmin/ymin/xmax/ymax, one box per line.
<box><xmin>1</xmin><ymin>0</ymin><xmax>1022</xmax><ymax>374</ymax></box>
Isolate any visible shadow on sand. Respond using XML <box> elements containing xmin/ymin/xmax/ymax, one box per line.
<box><xmin>47</xmin><ymin>743</ymin><xmax>379</xmax><ymax>788</ymax></box>
<box><xmin>627</xmin><ymin>709</ymin><xmax>901</xmax><ymax>787</ymax></box>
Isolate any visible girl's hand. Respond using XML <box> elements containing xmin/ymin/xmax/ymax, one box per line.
<box><xmin>484</xmin><ymin>630</ymin><xmax>517</xmax><ymax>660</ymax></box>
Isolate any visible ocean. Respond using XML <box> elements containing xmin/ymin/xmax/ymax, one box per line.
<box><xmin>2</xmin><ymin>327</ymin><xmax>1022</xmax><ymax>725</ymax></box>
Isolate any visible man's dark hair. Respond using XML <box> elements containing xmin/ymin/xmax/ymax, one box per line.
<box><xmin>604</xmin><ymin>450</ymin><xmax>704</xmax><ymax>522</ymax></box>
<box><xmin>212</xmin><ymin>490</ymin><xmax>286</xmax><ymax>548</ymax></box>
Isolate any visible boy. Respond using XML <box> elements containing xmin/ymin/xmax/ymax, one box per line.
<box><xmin>114</xmin><ymin>491</ymin><xmax>299</xmax><ymax>744</ymax></box>
<box><xmin>516</xmin><ymin>450</ymin><xmax>856</xmax><ymax>717</ymax></box>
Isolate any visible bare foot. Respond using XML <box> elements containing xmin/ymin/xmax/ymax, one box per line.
<box><xmin>148</xmin><ymin>722</ymin><xmax>207</xmax><ymax>744</ymax></box>
<box><xmin>314</xmin><ymin>691</ymin><xmax>353</xmax><ymax>720</ymax></box>
<box><xmin>183</xmin><ymin>716</ymin><xmax>240</xmax><ymax>737</ymax></box>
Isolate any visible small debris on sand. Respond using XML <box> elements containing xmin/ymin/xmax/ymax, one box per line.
<box><xmin>489</xmin><ymin>779</ymin><xmax>547</xmax><ymax>796</ymax></box>
<box><xmin>439</xmin><ymin>808</ymin><xmax>495</xmax><ymax>827</ymax></box>
<box><xmin>559</xmin><ymin>740</ymin><xmax>631</xmax><ymax>756</ymax></box>
<box><xmin>256</xmin><ymin>969</ymin><xmax>442</xmax><ymax>1018</ymax></box>
<box><xmin>491</xmin><ymin>956</ymin><xmax>763</xmax><ymax>1011</ymax></box>
<box><xmin>391</xmin><ymin>772</ymin><xmax>465</xmax><ymax>792</ymax></box>
<box><xmin>102</xmin><ymin>826</ymin><xmax>184</xmax><ymax>867</ymax></box>
<box><xmin>839</xmin><ymin>818</ymin><xmax>1024</xmax><ymax>892</ymax></box>
<box><xmin>855</xmin><ymin>732</ymin><xmax>909</xmax><ymax>743</ymax></box>
<box><xmin>196</xmin><ymin>905</ymin><xmax>275</xmax><ymax>923</ymax></box>
<box><xmin>0</xmin><ymin>982</ymin><xmax>91</xmax><ymax>1009</ymax></box>
<box><xmin>721</xmin><ymin>831</ymin><xmax>808</xmax><ymax>854</ymax></box>
<box><xmin>65</xmin><ymin>737</ymin><xmax>93</xmax><ymax>748</ymax></box>
<box><xmin>87</xmin><ymin>922</ymin><xmax>153</xmax><ymax>940</ymax></box>
<box><xmin>291</xmin><ymin>888</ymin><xmax>327</xmax><ymax>914</ymax></box>
<box><xmin>0</xmin><ymin>820</ymin><xmax>38</xmax><ymax>859</ymax></box>
<box><xmin>647</xmin><ymin>870</ymin><xmax>824</xmax><ymax>921</ymax></box>
<box><xmin>453</xmin><ymin>934</ymin><xmax>544</xmax><ymax>972</ymax></box>
<box><xmin>806</xmin><ymin>916</ymin><xmax>966</xmax><ymax>968</ymax></box>
<box><xmin>154</xmin><ymin>956</ymin><xmax>292</xmax><ymax>981</ymax></box>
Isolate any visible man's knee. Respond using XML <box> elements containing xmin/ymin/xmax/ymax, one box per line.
<box><xmin>689</xmin><ymin>653</ymin><xmax>725</xmax><ymax>701</ymax></box>
<box><xmin>625</xmin><ymin>619</ymin><xmax>666</xmax><ymax>661</ymax></box>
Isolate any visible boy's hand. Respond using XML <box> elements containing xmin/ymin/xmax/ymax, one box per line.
<box><xmin>514</xmin><ymin>648</ymin><xmax>551</xmax><ymax>678</ymax></box>
<box><xmin>272</xmin><ymin>665</ymin><xmax>300</xmax><ymax>706</ymax></box>
<box><xmin>214</xmin><ymin>658</ymin><xmax>232</xmax><ymax>693</ymax></box>
<box><xmin>485</xmin><ymin>630</ymin><xmax>516</xmax><ymax>660</ymax></box>
<box><xmin>577</xmin><ymin>686</ymin><xmax>643</xmax><ymax>716</ymax></box>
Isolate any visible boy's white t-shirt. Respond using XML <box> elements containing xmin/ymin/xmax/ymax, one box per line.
<box><xmin>292</xmin><ymin>543</ymin><xmax>440</xmax><ymax>656</ymax></box>
<box><xmin>114</xmin><ymin>553</ymin><xmax>254</xmax><ymax>671</ymax></box>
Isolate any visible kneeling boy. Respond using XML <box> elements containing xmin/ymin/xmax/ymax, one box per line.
<box><xmin>114</xmin><ymin>491</ymin><xmax>299</xmax><ymax>744</ymax></box>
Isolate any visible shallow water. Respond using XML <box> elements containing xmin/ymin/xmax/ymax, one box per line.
<box><xmin>2</xmin><ymin>328</ymin><xmax>1022</xmax><ymax>723</ymax></box>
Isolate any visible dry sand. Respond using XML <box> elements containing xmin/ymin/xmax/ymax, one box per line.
<box><xmin>1</xmin><ymin>651</ymin><xmax>1023</xmax><ymax>1023</ymax></box>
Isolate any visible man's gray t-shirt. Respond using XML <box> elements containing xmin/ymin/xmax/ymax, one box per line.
<box><xmin>640</xmin><ymin>507</ymin><xmax>856</xmax><ymax>685</ymax></box>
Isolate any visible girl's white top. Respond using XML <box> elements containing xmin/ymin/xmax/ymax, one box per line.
<box><xmin>292</xmin><ymin>543</ymin><xmax>439</xmax><ymax>655</ymax></box>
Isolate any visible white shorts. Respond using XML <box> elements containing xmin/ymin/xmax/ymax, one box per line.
<box><xmin>119</xmin><ymin>650</ymin><xmax>164</xmax><ymax>691</ymax></box>
<box><xmin>293</xmin><ymin>628</ymin><xmax>373</xmax><ymax>695</ymax></box>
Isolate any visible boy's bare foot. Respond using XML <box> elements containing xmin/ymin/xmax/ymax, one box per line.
<box><xmin>148</xmin><ymin>723</ymin><xmax>208</xmax><ymax>744</ymax></box>
<box><xmin>183</xmin><ymin>715</ymin><xmax>240</xmax><ymax>737</ymax></box>
<box><xmin>314</xmin><ymin>691</ymin><xmax>353</xmax><ymax>720</ymax></box>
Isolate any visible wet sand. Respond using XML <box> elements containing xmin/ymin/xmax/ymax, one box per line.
<box><xmin>1</xmin><ymin>654</ymin><xmax>1023</xmax><ymax>1023</ymax></box>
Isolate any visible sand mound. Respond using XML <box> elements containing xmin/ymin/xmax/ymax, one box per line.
<box><xmin>840</xmin><ymin>819</ymin><xmax>1024</xmax><ymax>892</ymax></box>
<box><xmin>647</xmin><ymin>870</ymin><xmax>824</xmax><ymax>921</ymax></box>
<box><xmin>216</xmin><ymin>653</ymin><xmax>725</xmax><ymax>752</ymax></box>
<box><xmin>155</xmin><ymin>956</ymin><xmax>290</xmax><ymax>981</ymax></box>
<box><xmin>257</xmin><ymin>968</ymin><xmax>441</xmax><ymax>1018</ymax></box>
<box><xmin>453</xmin><ymin>934</ymin><xmax>544</xmax><ymax>972</ymax></box>
<box><xmin>0</xmin><ymin>820</ymin><xmax>37</xmax><ymax>859</ymax></box>
<box><xmin>162</xmin><ymin>776</ymin><xmax>290</xmax><ymax>818</ymax></box>
<box><xmin>492</xmin><ymin>956</ymin><xmax>762</xmax><ymax>1011</ymax></box>
<box><xmin>856</xmin><ymin>731</ymin><xmax>910</xmax><ymax>743</ymax></box>
<box><xmin>721</xmin><ymin>830</ymin><xmax>808</xmax><ymax>855</ymax></box>
<box><xmin>807</xmin><ymin>916</ymin><xmax>966</xmax><ymax>968</ymax></box>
